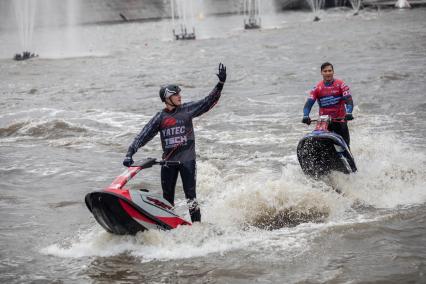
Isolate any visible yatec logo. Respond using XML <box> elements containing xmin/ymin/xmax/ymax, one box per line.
<box><xmin>164</xmin><ymin>135</ymin><xmax>188</xmax><ymax>149</ymax></box>
<box><xmin>161</xmin><ymin>126</ymin><xmax>186</xmax><ymax>137</ymax></box>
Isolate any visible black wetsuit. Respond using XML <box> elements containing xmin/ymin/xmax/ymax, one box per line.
<box><xmin>126</xmin><ymin>83</ymin><xmax>223</xmax><ymax>222</ymax></box>
<box><xmin>328</xmin><ymin>121</ymin><xmax>350</xmax><ymax>146</ymax></box>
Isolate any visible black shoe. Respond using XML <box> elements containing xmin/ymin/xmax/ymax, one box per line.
<box><xmin>190</xmin><ymin>209</ymin><xmax>201</xmax><ymax>222</ymax></box>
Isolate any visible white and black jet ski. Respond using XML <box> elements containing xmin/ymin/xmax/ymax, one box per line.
<box><xmin>85</xmin><ymin>158</ymin><xmax>191</xmax><ymax>235</ymax></box>
<box><xmin>297</xmin><ymin>115</ymin><xmax>357</xmax><ymax>178</ymax></box>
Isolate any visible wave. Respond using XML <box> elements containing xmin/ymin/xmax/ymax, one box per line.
<box><xmin>0</xmin><ymin>119</ymin><xmax>88</xmax><ymax>139</ymax></box>
<box><xmin>0</xmin><ymin>109</ymin><xmax>157</xmax><ymax>150</ymax></box>
<box><xmin>380</xmin><ymin>71</ymin><xmax>410</xmax><ymax>82</ymax></box>
<box><xmin>199</xmin><ymin>163</ymin><xmax>347</xmax><ymax>230</ymax></box>
<box><xmin>0</xmin><ymin>121</ymin><xmax>28</xmax><ymax>137</ymax></box>
<box><xmin>249</xmin><ymin>206</ymin><xmax>328</xmax><ymax>230</ymax></box>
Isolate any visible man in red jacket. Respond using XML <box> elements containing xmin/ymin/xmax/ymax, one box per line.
<box><xmin>302</xmin><ymin>62</ymin><xmax>354</xmax><ymax>146</ymax></box>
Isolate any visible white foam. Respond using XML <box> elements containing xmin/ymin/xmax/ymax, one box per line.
<box><xmin>199</xmin><ymin>161</ymin><xmax>351</xmax><ymax>227</ymax></box>
<box><xmin>331</xmin><ymin>130</ymin><xmax>426</xmax><ymax>208</ymax></box>
<box><xmin>42</xmin><ymin>228</ymin><xmax>141</xmax><ymax>258</ymax></box>
<box><xmin>41</xmin><ymin>222</ymin><xmax>309</xmax><ymax>262</ymax></box>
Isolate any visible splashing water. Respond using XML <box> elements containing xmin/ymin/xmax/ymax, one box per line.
<box><xmin>306</xmin><ymin>0</ymin><xmax>325</xmax><ymax>21</ymax></box>
<box><xmin>13</xmin><ymin>0</ymin><xmax>36</xmax><ymax>52</ymax></box>
<box><xmin>331</xmin><ymin>130</ymin><xmax>426</xmax><ymax>208</ymax></box>
<box><xmin>243</xmin><ymin>0</ymin><xmax>261</xmax><ymax>29</ymax></box>
<box><xmin>171</xmin><ymin>0</ymin><xmax>196</xmax><ymax>39</ymax></box>
<box><xmin>395</xmin><ymin>0</ymin><xmax>411</xmax><ymax>8</ymax></box>
<box><xmin>349</xmin><ymin>0</ymin><xmax>362</xmax><ymax>15</ymax></box>
<box><xmin>9</xmin><ymin>0</ymin><xmax>86</xmax><ymax>58</ymax></box>
<box><xmin>41</xmin><ymin>111</ymin><xmax>426</xmax><ymax>262</ymax></box>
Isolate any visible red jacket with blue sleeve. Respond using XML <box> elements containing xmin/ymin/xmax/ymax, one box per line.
<box><xmin>303</xmin><ymin>79</ymin><xmax>353</xmax><ymax>119</ymax></box>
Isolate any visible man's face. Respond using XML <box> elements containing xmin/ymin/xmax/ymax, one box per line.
<box><xmin>168</xmin><ymin>93</ymin><xmax>182</xmax><ymax>106</ymax></box>
<box><xmin>321</xmin><ymin>65</ymin><xmax>334</xmax><ymax>82</ymax></box>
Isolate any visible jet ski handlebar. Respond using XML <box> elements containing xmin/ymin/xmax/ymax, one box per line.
<box><xmin>158</xmin><ymin>160</ymin><xmax>181</xmax><ymax>166</ymax></box>
<box><xmin>310</xmin><ymin>117</ymin><xmax>346</xmax><ymax>123</ymax></box>
<box><xmin>131</xmin><ymin>158</ymin><xmax>181</xmax><ymax>168</ymax></box>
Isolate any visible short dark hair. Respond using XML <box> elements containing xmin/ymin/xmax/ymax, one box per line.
<box><xmin>321</xmin><ymin>62</ymin><xmax>333</xmax><ymax>71</ymax></box>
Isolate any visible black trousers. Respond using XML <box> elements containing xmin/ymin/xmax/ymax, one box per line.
<box><xmin>161</xmin><ymin>160</ymin><xmax>201</xmax><ymax>222</ymax></box>
<box><xmin>328</xmin><ymin>121</ymin><xmax>350</xmax><ymax>146</ymax></box>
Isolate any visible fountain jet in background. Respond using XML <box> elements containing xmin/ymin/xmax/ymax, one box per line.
<box><xmin>13</xmin><ymin>0</ymin><xmax>37</xmax><ymax>60</ymax></box>
<box><xmin>243</xmin><ymin>0</ymin><xmax>261</xmax><ymax>29</ymax></box>
<box><xmin>349</xmin><ymin>0</ymin><xmax>362</xmax><ymax>15</ymax></box>
<box><xmin>395</xmin><ymin>0</ymin><xmax>411</xmax><ymax>8</ymax></box>
<box><xmin>10</xmin><ymin>0</ymin><xmax>83</xmax><ymax>60</ymax></box>
<box><xmin>171</xmin><ymin>0</ymin><xmax>196</xmax><ymax>40</ymax></box>
<box><xmin>306</xmin><ymin>0</ymin><xmax>324</xmax><ymax>21</ymax></box>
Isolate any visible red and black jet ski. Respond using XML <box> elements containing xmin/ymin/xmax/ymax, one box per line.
<box><xmin>85</xmin><ymin>158</ymin><xmax>191</xmax><ymax>235</ymax></box>
<box><xmin>297</xmin><ymin>115</ymin><xmax>357</xmax><ymax>178</ymax></box>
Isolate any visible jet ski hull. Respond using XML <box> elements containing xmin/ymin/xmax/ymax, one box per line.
<box><xmin>85</xmin><ymin>159</ymin><xmax>191</xmax><ymax>235</ymax></box>
<box><xmin>86</xmin><ymin>190</ymin><xmax>191</xmax><ymax>235</ymax></box>
<box><xmin>297</xmin><ymin>131</ymin><xmax>357</xmax><ymax>177</ymax></box>
<box><xmin>85</xmin><ymin>192</ymin><xmax>150</xmax><ymax>235</ymax></box>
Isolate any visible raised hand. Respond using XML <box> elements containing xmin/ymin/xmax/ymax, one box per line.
<box><xmin>216</xmin><ymin>63</ymin><xmax>227</xmax><ymax>83</ymax></box>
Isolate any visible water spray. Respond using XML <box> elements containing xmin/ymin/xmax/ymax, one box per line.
<box><xmin>349</xmin><ymin>0</ymin><xmax>362</xmax><ymax>15</ymax></box>
<box><xmin>243</xmin><ymin>0</ymin><xmax>261</xmax><ymax>29</ymax></box>
<box><xmin>13</xmin><ymin>0</ymin><xmax>37</xmax><ymax>60</ymax></box>
<box><xmin>171</xmin><ymin>0</ymin><xmax>196</xmax><ymax>40</ymax></box>
<box><xmin>306</xmin><ymin>0</ymin><xmax>324</xmax><ymax>21</ymax></box>
<box><xmin>395</xmin><ymin>0</ymin><xmax>411</xmax><ymax>8</ymax></box>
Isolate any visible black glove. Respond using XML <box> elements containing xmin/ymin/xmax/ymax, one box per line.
<box><xmin>216</xmin><ymin>63</ymin><xmax>227</xmax><ymax>83</ymax></box>
<box><xmin>302</xmin><ymin>116</ymin><xmax>311</xmax><ymax>125</ymax></box>
<box><xmin>123</xmin><ymin>156</ymin><xmax>134</xmax><ymax>167</ymax></box>
<box><xmin>345</xmin><ymin>113</ymin><xmax>354</xmax><ymax>121</ymax></box>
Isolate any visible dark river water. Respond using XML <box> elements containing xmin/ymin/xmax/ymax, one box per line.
<box><xmin>1</xmin><ymin>6</ymin><xmax>426</xmax><ymax>284</ymax></box>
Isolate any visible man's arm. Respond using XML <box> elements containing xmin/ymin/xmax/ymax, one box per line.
<box><xmin>303</xmin><ymin>98</ymin><xmax>316</xmax><ymax>117</ymax></box>
<box><xmin>341</xmin><ymin>82</ymin><xmax>354</xmax><ymax>120</ymax></box>
<box><xmin>184</xmin><ymin>83</ymin><xmax>223</xmax><ymax>118</ymax></box>
<box><xmin>344</xmin><ymin>96</ymin><xmax>354</xmax><ymax>113</ymax></box>
<box><xmin>185</xmin><ymin>63</ymin><xmax>226</xmax><ymax>118</ymax></box>
<box><xmin>125</xmin><ymin>112</ymin><xmax>162</xmax><ymax>160</ymax></box>
<box><xmin>302</xmin><ymin>86</ymin><xmax>317</xmax><ymax>124</ymax></box>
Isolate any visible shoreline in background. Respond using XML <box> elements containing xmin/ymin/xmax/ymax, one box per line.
<box><xmin>1</xmin><ymin>0</ymin><xmax>425</xmax><ymax>30</ymax></box>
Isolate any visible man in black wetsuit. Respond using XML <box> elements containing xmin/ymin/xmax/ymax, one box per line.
<box><xmin>123</xmin><ymin>63</ymin><xmax>227</xmax><ymax>222</ymax></box>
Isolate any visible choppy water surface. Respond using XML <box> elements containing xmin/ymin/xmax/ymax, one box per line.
<box><xmin>1</xmin><ymin>7</ymin><xmax>426</xmax><ymax>283</ymax></box>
